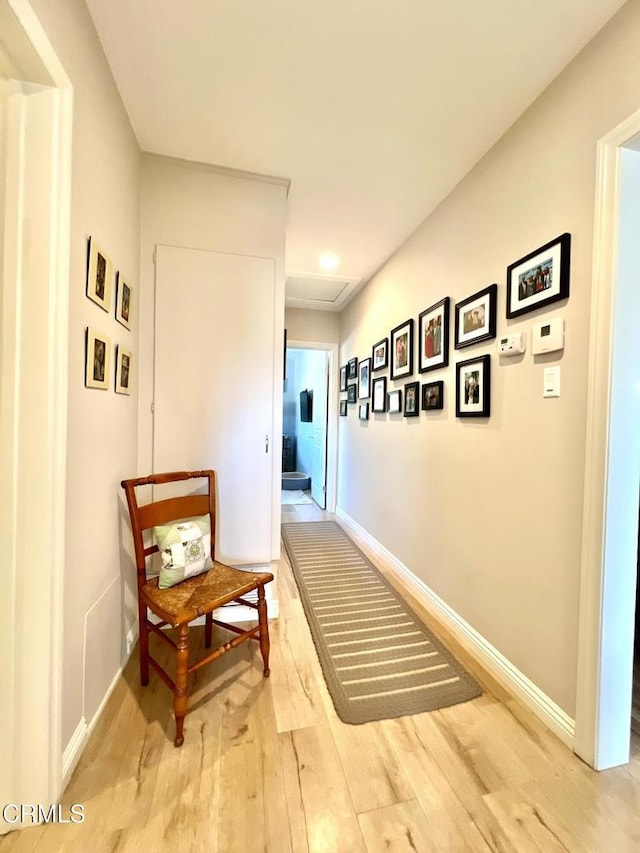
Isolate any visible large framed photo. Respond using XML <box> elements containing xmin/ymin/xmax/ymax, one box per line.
<box><xmin>115</xmin><ymin>272</ymin><xmax>133</xmax><ymax>330</ymax></box>
<box><xmin>388</xmin><ymin>389</ymin><xmax>402</xmax><ymax>414</ymax></box>
<box><xmin>347</xmin><ymin>357</ymin><xmax>358</xmax><ymax>380</ymax></box>
<box><xmin>85</xmin><ymin>327</ymin><xmax>111</xmax><ymax>390</ymax></box>
<box><xmin>86</xmin><ymin>237</ymin><xmax>113</xmax><ymax>312</ymax></box>
<box><xmin>358</xmin><ymin>357</ymin><xmax>371</xmax><ymax>399</ymax></box>
<box><xmin>404</xmin><ymin>381</ymin><xmax>419</xmax><ymax>417</ymax></box>
<box><xmin>347</xmin><ymin>383</ymin><xmax>357</xmax><ymax>403</ymax></box>
<box><xmin>372</xmin><ymin>376</ymin><xmax>387</xmax><ymax>413</ymax></box>
<box><xmin>372</xmin><ymin>337</ymin><xmax>388</xmax><ymax>372</ymax></box>
<box><xmin>115</xmin><ymin>346</ymin><xmax>132</xmax><ymax>395</ymax></box>
<box><xmin>454</xmin><ymin>284</ymin><xmax>497</xmax><ymax>349</ymax></box>
<box><xmin>422</xmin><ymin>381</ymin><xmax>444</xmax><ymax>411</ymax></box>
<box><xmin>418</xmin><ymin>297</ymin><xmax>449</xmax><ymax>373</ymax></box>
<box><xmin>456</xmin><ymin>354</ymin><xmax>491</xmax><ymax>418</ymax></box>
<box><xmin>506</xmin><ymin>232</ymin><xmax>571</xmax><ymax>319</ymax></box>
<box><xmin>340</xmin><ymin>365</ymin><xmax>347</xmax><ymax>392</ymax></box>
<box><xmin>390</xmin><ymin>318</ymin><xmax>414</xmax><ymax>380</ymax></box>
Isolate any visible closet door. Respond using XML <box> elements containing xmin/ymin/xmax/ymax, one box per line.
<box><xmin>154</xmin><ymin>244</ymin><xmax>275</xmax><ymax>566</ymax></box>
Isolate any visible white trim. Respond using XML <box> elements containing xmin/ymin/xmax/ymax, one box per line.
<box><xmin>337</xmin><ymin>508</ymin><xmax>575</xmax><ymax>747</ymax></box>
<box><xmin>61</xmin><ymin>717</ymin><xmax>88</xmax><ymax>788</ymax></box>
<box><xmin>575</xmin><ymin>105</ymin><xmax>640</xmax><ymax>770</ymax></box>
<box><xmin>287</xmin><ymin>339</ymin><xmax>339</xmax><ymax>513</ymax></box>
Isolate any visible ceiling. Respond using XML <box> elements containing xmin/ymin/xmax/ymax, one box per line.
<box><xmin>85</xmin><ymin>0</ymin><xmax>625</xmax><ymax>310</ymax></box>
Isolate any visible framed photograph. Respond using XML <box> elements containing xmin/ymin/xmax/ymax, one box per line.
<box><xmin>388</xmin><ymin>389</ymin><xmax>402</xmax><ymax>414</ymax></box>
<box><xmin>340</xmin><ymin>365</ymin><xmax>348</xmax><ymax>392</ymax></box>
<box><xmin>372</xmin><ymin>376</ymin><xmax>387</xmax><ymax>413</ymax></box>
<box><xmin>115</xmin><ymin>346</ymin><xmax>132</xmax><ymax>395</ymax></box>
<box><xmin>372</xmin><ymin>337</ymin><xmax>388</xmax><ymax>372</ymax></box>
<box><xmin>340</xmin><ymin>400</ymin><xmax>348</xmax><ymax>416</ymax></box>
<box><xmin>455</xmin><ymin>284</ymin><xmax>497</xmax><ymax>349</ymax></box>
<box><xmin>358</xmin><ymin>357</ymin><xmax>371</xmax><ymax>399</ymax></box>
<box><xmin>85</xmin><ymin>327</ymin><xmax>111</xmax><ymax>390</ymax></box>
<box><xmin>347</xmin><ymin>358</ymin><xmax>358</xmax><ymax>380</ymax></box>
<box><xmin>422</xmin><ymin>381</ymin><xmax>444</xmax><ymax>411</ymax></box>
<box><xmin>390</xmin><ymin>318</ymin><xmax>414</xmax><ymax>380</ymax></box>
<box><xmin>115</xmin><ymin>272</ymin><xmax>133</xmax><ymax>330</ymax></box>
<box><xmin>347</xmin><ymin>383</ymin><xmax>357</xmax><ymax>403</ymax></box>
<box><xmin>404</xmin><ymin>381</ymin><xmax>419</xmax><ymax>417</ymax></box>
<box><xmin>419</xmin><ymin>297</ymin><xmax>449</xmax><ymax>373</ymax></box>
<box><xmin>456</xmin><ymin>354</ymin><xmax>491</xmax><ymax>418</ymax></box>
<box><xmin>506</xmin><ymin>232</ymin><xmax>571</xmax><ymax>319</ymax></box>
<box><xmin>86</xmin><ymin>237</ymin><xmax>113</xmax><ymax>312</ymax></box>
<box><xmin>359</xmin><ymin>403</ymin><xmax>369</xmax><ymax>421</ymax></box>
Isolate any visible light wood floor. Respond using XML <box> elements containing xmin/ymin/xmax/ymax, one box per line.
<box><xmin>3</xmin><ymin>501</ymin><xmax>640</xmax><ymax>851</ymax></box>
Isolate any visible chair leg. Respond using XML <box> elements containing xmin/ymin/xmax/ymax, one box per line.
<box><xmin>138</xmin><ymin>602</ymin><xmax>149</xmax><ymax>686</ymax></box>
<box><xmin>174</xmin><ymin>623</ymin><xmax>190</xmax><ymax>747</ymax></box>
<box><xmin>257</xmin><ymin>584</ymin><xmax>270</xmax><ymax>677</ymax></box>
<box><xmin>205</xmin><ymin>612</ymin><xmax>213</xmax><ymax>648</ymax></box>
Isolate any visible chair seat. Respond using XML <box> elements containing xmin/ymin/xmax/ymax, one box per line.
<box><xmin>141</xmin><ymin>561</ymin><xmax>274</xmax><ymax>627</ymax></box>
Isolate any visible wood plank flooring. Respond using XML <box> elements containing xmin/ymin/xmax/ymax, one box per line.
<box><xmin>3</xmin><ymin>500</ymin><xmax>640</xmax><ymax>851</ymax></box>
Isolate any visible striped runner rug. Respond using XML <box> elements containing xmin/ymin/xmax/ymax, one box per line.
<box><xmin>281</xmin><ymin>521</ymin><xmax>482</xmax><ymax>724</ymax></box>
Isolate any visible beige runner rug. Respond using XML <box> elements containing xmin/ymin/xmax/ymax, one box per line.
<box><xmin>281</xmin><ymin>520</ymin><xmax>481</xmax><ymax>724</ymax></box>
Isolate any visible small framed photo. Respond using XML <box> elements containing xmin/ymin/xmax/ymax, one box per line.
<box><xmin>455</xmin><ymin>284</ymin><xmax>497</xmax><ymax>349</ymax></box>
<box><xmin>390</xmin><ymin>318</ymin><xmax>414</xmax><ymax>380</ymax></box>
<box><xmin>388</xmin><ymin>389</ymin><xmax>402</xmax><ymax>414</ymax></box>
<box><xmin>506</xmin><ymin>233</ymin><xmax>571</xmax><ymax>319</ymax></box>
<box><xmin>422</xmin><ymin>381</ymin><xmax>444</xmax><ymax>411</ymax></box>
<box><xmin>347</xmin><ymin>383</ymin><xmax>357</xmax><ymax>403</ymax></box>
<box><xmin>85</xmin><ymin>327</ymin><xmax>111</xmax><ymax>390</ymax></box>
<box><xmin>340</xmin><ymin>366</ymin><xmax>348</xmax><ymax>392</ymax></box>
<box><xmin>115</xmin><ymin>273</ymin><xmax>133</xmax><ymax>329</ymax></box>
<box><xmin>404</xmin><ymin>381</ymin><xmax>419</xmax><ymax>417</ymax></box>
<box><xmin>358</xmin><ymin>357</ymin><xmax>371</xmax><ymax>399</ymax></box>
<box><xmin>456</xmin><ymin>354</ymin><xmax>491</xmax><ymax>418</ymax></box>
<box><xmin>372</xmin><ymin>337</ymin><xmax>388</xmax><ymax>372</ymax></box>
<box><xmin>347</xmin><ymin>357</ymin><xmax>358</xmax><ymax>380</ymax></box>
<box><xmin>359</xmin><ymin>403</ymin><xmax>369</xmax><ymax>421</ymax></box>
<box><xmin>86</xmin><ymin>237</ymin><xmax>113</xmax><ymax>312</ymax></box>
<box><xmin>372</xmin><ymin>376</ymin><xmax>387</xmax><ymax>413</ymax></box>
<box><xmin>115</xmin><ymin>346</ymin><xmax>132</xmax><ymax>395</ymax></box>
<box><xmin>340</xmin><ymin>400</ymin><xmax>348</xmax><ymax>416</ymax></box>
<box><xmin>419</xmin><ymin>297</ymin><xmax>450</xmax><ymax>373</ymax></box>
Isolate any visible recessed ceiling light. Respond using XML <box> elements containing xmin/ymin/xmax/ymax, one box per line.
<box><xmin>318</xmin><ymin>252</ymin><xmax>340</xmax><ymax>272</ymax></box>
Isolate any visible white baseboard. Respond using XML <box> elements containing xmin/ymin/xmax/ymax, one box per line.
<box><xmin>336</xmin><ymin>507</ymin><xmax>576</xmax><ymax>748</ymax></box>
<box><xmin>61</xmin><ymin>717</ymin><xmax>88</xmax><ymax>788</ymax></box>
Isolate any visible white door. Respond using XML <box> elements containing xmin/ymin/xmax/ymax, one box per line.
<box><xmin>310</xmin><ymin>352</ymin><xmax>328</xmax><ymax>508</ymax></box>
<box><xmin>154</xmin><ymin>245</ymin><xmax>275</xmax><ymax>566</ymax></box>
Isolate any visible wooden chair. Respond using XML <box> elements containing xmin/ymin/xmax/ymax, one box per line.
<box><xmin>121</xmin><ymin>470</ymin><xmax>273</xmax><ymax>746</ymax></box>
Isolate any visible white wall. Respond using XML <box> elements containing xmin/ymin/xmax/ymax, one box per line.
<box><xmin>286</xmin><ymin>306</ymin><xmax>340</xmax><ymax>343</ymax></box>
<box><xmin>28</xmin><ymin>0</ymin><xmax>141</xmax><ymax>750</ymax></box>
<box><xmin>338</xmin><ymin>0</ymin><xmax>640</xmax><ymax>719</ymax></box>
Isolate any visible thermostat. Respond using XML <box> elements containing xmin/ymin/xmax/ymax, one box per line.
<box><xmin>532</xmin><ymin>317</ymin><xmax>564</xmax><ymax>355</ymax></box>
<box><xmin>498</xmin><ymin>332</ymin><xmax>526</xmax><ymax>355</ymax></box>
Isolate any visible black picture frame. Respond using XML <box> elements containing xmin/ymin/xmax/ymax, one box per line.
<box><xmin>421</xmin><ymin>381</ymin><xmax>444</xmax><ymax>411</ymax></box>
<box><xmin>340</xmin><ymin>400</ymin><xmax>348</xmax><ymax>416</ymax></box>
<box><xmin>371</xmin><ymin>376</ymin><xmax>387</xmax><ymax>413</ymax></box>
<box><xmin>456</xmin><ymin>354</ymin><xmax>491</xmax><ymax>418</ymax></box>
<box><xmin>390</xmin><ymin>318</ymin><xmax>414</xmax><ymax>380</ymax></box>
<box><xmin>404</xmin><ymin>381</ymin><xmax>419</xmax><ymax>417</ymax></box>
<box><xmin>454</xmin><ymin>284</ymin><xmax>497</xmax><ymax>349</ymax></box>
<box><xmin>359</xmin><ymin>403</ymin><xmax>369</xmax><ymax>421</ymax></box>
<box><xmin>506</xmin><ymin>232</ymin><xmax>571</xmax><ymax>319</ymax></box>
<box><xmin>358</xmin><ymin>357</ymin><xmax>371</xmax><ymax>399</ymax></box>
<box><xmin>347</xmin><ymin>383</ymin><xmax>357</xmax><ymax>403</ymax></box>
<box><xmin>388</xmin><ymin>389</ymin><xmax>402</xmax><ymax>414</ymax></box>
<box><xmin>340</xmin><ymin>365</ymin><xmax>347</xmax><ymax>392</ymax></box>
<box><xmin>372</xmin><ymin>337</ymin><xmax>388</xmax><ymax>372</ymax></box>
<box><xmin>347</xmin><ymin>357</ymin><xmax>358</xmax><ymax>379</ymax></box>
<box><xmin>418</xmin><ymin>297</ymin><xmax>449</xmax><ymax>373</ymax></box>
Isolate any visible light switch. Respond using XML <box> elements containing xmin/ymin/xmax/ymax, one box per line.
<box><xmin>543</xmin><ymin>366</ymin><xmax>561</xmax><ymax>398</ymax></box>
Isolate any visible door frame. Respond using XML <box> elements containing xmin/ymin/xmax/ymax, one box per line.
<box><xmin>575</xmin><ymin>106</ymin><xmax>640</xmax><ymax>769</ymax></box>
<box><xmin>288</xmin><ymin>340</ymin><xmax>339</xmax><ymax>513</ymax></box>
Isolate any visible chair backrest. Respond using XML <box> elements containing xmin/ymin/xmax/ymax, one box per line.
<box><xmin>121</xmin><ymin>470</ymin><xmax>216</xmax><ymax>587</ymax></box>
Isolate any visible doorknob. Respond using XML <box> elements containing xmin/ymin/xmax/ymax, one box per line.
<box><xmin>265</xmin><ymin>435</ymin><xmax>269</xmax><ymax>453</ymax></box>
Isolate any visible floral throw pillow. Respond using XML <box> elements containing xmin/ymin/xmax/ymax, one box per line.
<box><xmin>154</xmin><ymin>516</ymin><xmax>213</xmax><ymax>589</ymax></box>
